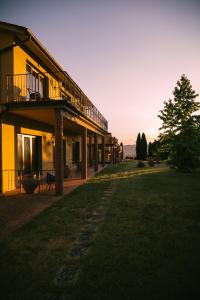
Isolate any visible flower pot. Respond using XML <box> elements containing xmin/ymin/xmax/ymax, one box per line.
<box><xmin>64</xmin><ymin>165</ymin><xmax>71</xmax><ymax>178</ymax></box>
<box><xmin>22</xmin><ymin>174</ymin><xmax>39</xmax><ymax>194</ymax></box>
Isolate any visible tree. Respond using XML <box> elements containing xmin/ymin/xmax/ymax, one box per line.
<box><xmin>120</xmin><ymin>142</ymin><xmax>124</xmax><ymax>160</ymax></box>
<box><xmin>149</xmin><ymin>139</ymin><xmax>168</xmax><ymax>160</ymax></box>
<box><xmin>141</xmin><ymin>133</ymin><xmax>147</xmax><ymax>160</ymax></box>
<box><xmin>136</xmin><ymin>133</ymin><xmax>147</xmax><ymax>160</ymax></box>
<box><xmin>158</xmin><ymin>74</ymin><xmax>200</xmax><ymax>171</ymax></box>
<box><xmin>170</xmin><ymin>124</ymin><xmax>200</xmax><ymax>170</ymax></box>
<box><xmin>136</xmin><ymin>133</ymin><xmax>141</xmax><ymax>160</ymax></box>
<box><xmin>148</xmin><ymin>142</ymin><xmax>152</xmax><ymax>157</ymax></box>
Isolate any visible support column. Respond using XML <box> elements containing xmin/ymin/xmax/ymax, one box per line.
<box><xmin>0</xmin><ymin>122</ymin><xmax>2</xmax><ymax>193</ymax></box>
<box><xmin>114</xmin><ymin>147</ymin><xmax>117</xmax><ymax>163</ymax></box>
<box><xmin>102</xmin><ymin>136</ymin><xmax>105</xmax><ymax>167</ymax></box>
<box><xmin>114</xmin><ymin>147</ymin><xmax>117</xmax><ymax>164</ymax></box>
<box><xmin>88</xmin><ymin>135</ymin><xmax>92</xmax><ymax>167</ymax></box>
<box><xmin>82</xmin><ymin>127</ymin><xmax>87</xmax><ymax>179</ymax></box>
<box><xmin>55</xmin><ymin>109</ymin><xmax>63</xmax><ymax>195</ymax></box>
<box><xmin>110</xmin><ymin>148</ymin><xmax>112</xmax><ymax>164</ymax></box>
<box><xmin>94</xmin><ymin>133</ymin><xmax>98</xmax><ymax>172</ymax></box>
<box><xmin>112</xmin><ymin>146</ymin><xmax>115</xmax><ymax>164</ymax></box>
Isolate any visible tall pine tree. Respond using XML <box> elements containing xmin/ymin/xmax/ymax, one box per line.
<box><xmin>148</xmin><ymin>142</ymin><xmax>152</xmax><ymax>157</ymax></box>
<box><xmin>120</xmin><ymin>142</ymin><xmax>124</xmax><ymax>160</ymax></box>
<box><xmin>158</xmin><ymin>74</ymin><xmax>200</xmax><ymax>171</ymax></box>
<box><xmin>136</xmin><ymin>133</ymin><xmax>141</xmax><ymax>159</ymax></box>
<box><xmin>141</xmin><ymin>133</ymin><xmax>147</xmax><ymax>160</ymax></box>
<box><xmin>136</xmin><ymin>133</ymin><xmax>148</xmax><ymax>160</ymax></box>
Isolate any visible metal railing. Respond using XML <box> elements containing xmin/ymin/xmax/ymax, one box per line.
<box><xmin>0</xmin><ymin>166</ymin><xmax>82</xmax><ymax>194</ymax></box>
<box><xmin>6</xmin><ymin>71</ymin><xmax>108</xmax><ymax>131</ymax></box>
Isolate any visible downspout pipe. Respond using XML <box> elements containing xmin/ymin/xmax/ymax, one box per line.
<box><xmin>0</xmin><ymin>33</ymin><xmax>30</xmax><ymax>193</ymax></box>
<box><xmin>0</xmin><ymin>33</ymin><xmax>31</xmax><ymax>104</ymax></box>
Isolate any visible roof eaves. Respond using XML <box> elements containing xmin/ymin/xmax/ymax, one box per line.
<box><xmin>0</xmin><ymin>20</ymin><xmax>27</xmax><ymax>34</ymax></box>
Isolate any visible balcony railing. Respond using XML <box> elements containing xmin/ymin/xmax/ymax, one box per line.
<box><xmin>1</xmin><ymin>168</ymin><xmax>82</xmax><ymax>194</ymax></box>
<box><xmin>6</xmin><ymin>72</ymin><xmax>108</xmax><ymax>131</ymax></box>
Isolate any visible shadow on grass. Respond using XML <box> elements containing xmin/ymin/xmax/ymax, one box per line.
<box><xmin>0</xmin><ymin>162</ymin><xmax>200</xmax><ymax>299</ymax></box>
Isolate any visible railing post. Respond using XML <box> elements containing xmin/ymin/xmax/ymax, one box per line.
<box><xmin>38</xmin><ymin>170</ymin><xmax>41</xmax><ymax>193</ymax></box>
<box><xmin>102</xmin><ymin>136</ymin><xmax>105</xmax><ymax>167</ymax></box>
<box><xmin>6</xmin><ymin>75</ymin><xmax>9</xmax><ymax>102</ymax></box>
<box><xmin>20</xmin><ymin>171</ymin><xmax>22</xmax><ymax>193</ymax></box>
<box><xmin>54</xmin><ymin>109</ymin><xmax>64</xmax><ymax>195</ymax></box>
<box><xmin>94</xmin><ymin>133</ymin><xmax>98</xmax><ymax>172</ymax></box>
<box><xmin>81</xmin><ymin>127</ymin><xmax>87</xmax><ymax>179</ymax></box>
<box><xmin>88</xmin><ymin>135</ymin><xmax>92</xmax><ymax>167</ymax></box>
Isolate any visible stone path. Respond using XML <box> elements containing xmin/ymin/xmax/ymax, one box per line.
<box><xmin>53</xmin><ymin>180</ymin><xmax>117</xmax><ymax>292</ymax></box>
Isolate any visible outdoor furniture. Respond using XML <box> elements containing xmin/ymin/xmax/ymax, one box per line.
<box><xmin>30</xmin><ymin>91</ymin><xmax>41</xmax><ymax>100</ymax></box>
<box><xmin>46</xmin><ymin>172</ymin><xmax>55</xmax><ymax>191</ymax></box>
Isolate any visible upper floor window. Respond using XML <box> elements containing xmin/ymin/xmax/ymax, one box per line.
<box><xmin>26</xmin><ymin>64</ymin><xmax>44</xmax><ymax>100</ymax></box>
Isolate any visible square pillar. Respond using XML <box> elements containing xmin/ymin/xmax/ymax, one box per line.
<box><xmin>88</xmin><ymin>135</ymin><xmax>93</xmax><ymax>167</ymax></box>
<box><xmin>94</xmin><ymin>133</ymin><xmax>98</xmax><ymax>172</ymax></box>
<box><xmin>82</xmin><ymin>127</ymin><xmax>87</xmax><ymax>179</ymax></box>
<box><xmin>55</xmin><ymin>109</ymin><xmax>63</xmax><ymax>195</ymax></box>
<box><xmin>111</xmin><ymin>146</ymin><xmax>114</xmax><ymax>164</ymax></box>
<box><xmin>0</xmin><ymin>122</ymin><xmax>2</xmax><ymax>193</ymax></box>
<box><xmin>113</xmin><ymin>147</ymin><xmax>116</xmax><ymax>164</ymax></box>
<box><xmin>102</xmin><ymin>136</ymin><xmax>105</xmax><ymax>167</ymax></box>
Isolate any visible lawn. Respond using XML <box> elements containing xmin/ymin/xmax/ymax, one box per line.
<box><xmin>0</xmin><ymin>162</ymin><xmax>200</xmax><ymax>299</ymax></box>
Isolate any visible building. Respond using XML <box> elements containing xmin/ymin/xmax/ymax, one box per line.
<box><xmin>0</xmin><ymin>21</ymin><xmax>121</xmax><ymax>195</ymax></box>
<box><xmin>105</xmin><ymin>134</ymin><xmax>123</xmax><ymax>164</ymax></box>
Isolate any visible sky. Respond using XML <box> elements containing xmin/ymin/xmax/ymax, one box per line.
<box><xmin>0</xmin><ymin>0</ymin><xmax>200</xmax><ymax>144</ymax></box>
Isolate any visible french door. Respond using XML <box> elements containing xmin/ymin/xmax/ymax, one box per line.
<box><xmin>18</xmin><ymin>134</ymin><xmax>42</xmax><ymax>174</ymax></box>
<box><xmin>23</xmin><ymin>135</ymin><xmax>35</xmax><ymax>173</ymax></box>
<box><xmin>26</xmin><ymin>64</ymin><xmax>45</xmax><ymax>100</ymax></box>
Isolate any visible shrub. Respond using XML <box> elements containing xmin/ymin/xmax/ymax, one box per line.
<box><xmin>148</xmin><ymin>160</ymin><xmax>155</xmax><ymax>167</ymax></box>
<box><xmin>137</xmin><ymin>161</ymin><xmax>145</xmax><ymax>168</ymax></box>
<box><xmin>125</xmin><ymin>156</ymin><xmax>134</xmax><ymax>160</ymax></box>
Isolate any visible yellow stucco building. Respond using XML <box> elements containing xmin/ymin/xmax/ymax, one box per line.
<box><xmin>0</xmin><ymin>21</ymin><xmax>121</xmax><ymax>195</ymax></box>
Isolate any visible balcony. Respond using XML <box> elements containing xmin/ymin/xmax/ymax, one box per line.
<box><xmin>5</xmin><ymin>71</ymin><xmax>108</xmax><ymax>131</ymax></box>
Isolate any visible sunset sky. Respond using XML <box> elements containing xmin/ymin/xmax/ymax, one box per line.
<box><xmin>0</xmin><ymin>0</ymin><xmax>200</xmax><ymax>144</ymax></box>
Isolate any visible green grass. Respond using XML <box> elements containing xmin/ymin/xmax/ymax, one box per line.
<box><xmin>0</xmin><ymin>162</ymin><xmax>200</xmax><ymax>299</ymax></box>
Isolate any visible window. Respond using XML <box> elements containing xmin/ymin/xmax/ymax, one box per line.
<box><xmin>26</xmin><ymin>64</ymin><xmax>45</xmax><ymax>100</ymax></box>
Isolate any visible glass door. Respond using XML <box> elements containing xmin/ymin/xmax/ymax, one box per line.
<box><xmin>22</xmin><ymin>135</ymin><xmax>37</xmax><ymax>174</ymax></box>
<box><xmin>23</xmin><ymin>136</ymin><xmax>31</xmax><ymax>173</ymax></box>
<box><xmin>18</xmin><ymin>134</ymin><xmax>42</xmax><ymax>174</ymax></box>
<box><xmin>26</xmin><ymin>64</ymin><xmax>44</xmax><ymax>100</ymax></box>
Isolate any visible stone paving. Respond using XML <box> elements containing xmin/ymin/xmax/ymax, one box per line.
<box><xmin>53</xmin><ymin>180</ymin><xmax>117</xmax><ymax>290</ymax></box>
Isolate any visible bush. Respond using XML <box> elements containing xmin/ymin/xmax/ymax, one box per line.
<box><xmin>169</xmin><ymin>130</ymin><xmax>200</xmax><ymax>172</ymax></box>
<box><xmin>148</xmin><ymin>160</ymin><xmax>155</xmax><ymax>167</ymax></box>
<box><xmin>137</xmin><ymin>161</ymin><xmax>145</xmax><ymax>168</ymax></box>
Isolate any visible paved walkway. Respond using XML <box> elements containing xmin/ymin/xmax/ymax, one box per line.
<box><xmin>0</xmin><ymin>165</ymin><xmax>106</xmax><ymax>240</ymax></box>
<box><xmin>0</xmin><ymin>179</ymin><xmax>85</xmax><ymax>240</ymax></box>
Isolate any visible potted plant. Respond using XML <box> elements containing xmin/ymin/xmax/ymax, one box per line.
<box><xmin>22</xmin><ymin>174</ymin><xmax>39</xmax><ymax>194</ymax></box>
<box><xmin>64</xmin><ymin>165</ymin><xmax>71</xmax><ymax>178</ymax></box>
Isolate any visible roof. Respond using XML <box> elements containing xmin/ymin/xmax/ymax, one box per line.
<box><xmin>0</xmin><ymin>20</ymin><xmax>108</xmax><ymax>131</ymax></box>
<box><xmin>0</xmin><ymin>20</ymin><xmax>97</xmax><ymax>110</ymax></box>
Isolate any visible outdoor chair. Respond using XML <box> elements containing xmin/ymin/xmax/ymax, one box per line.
<box><xmin>46</xmin><ymin>172</ymin><xmax>55</xmax><ymax>191</ymax></box>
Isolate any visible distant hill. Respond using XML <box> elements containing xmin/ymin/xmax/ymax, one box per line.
<box><xmin>123</xmin><ymin>144</ymin><xmax>136</xmax><ymax>158</ymax></box>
